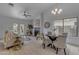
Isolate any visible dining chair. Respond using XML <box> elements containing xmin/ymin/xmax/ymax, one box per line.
<box><xmin>42</xmin><ymin>35</ymin><xmax>53</xmax><ymax>49</ymax></box>
<box><xmin>53</xmin><ymin>33</ymin><xmax>67</xmax><ymax>55</ymax></box>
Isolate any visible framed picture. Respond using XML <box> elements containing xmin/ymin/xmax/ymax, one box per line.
<box><xmin>20</xmin><ymin>24</ymin><xmax>25</xmax><ymax>35</ymax></box>
<box><xmin>44</xmin><ymin>22</ymin><xmax>50</xmax><ymax>28</ymax></box>
<box><xmin>13</xmin><ymin>23</ymin><xmax>18</xmax><ymax>34</ymax></box>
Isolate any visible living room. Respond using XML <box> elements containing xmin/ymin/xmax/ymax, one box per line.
<box><xmin>0</xmin><ymin>3</ymin><xmax>79</xmax><ymax>55</ymax></box>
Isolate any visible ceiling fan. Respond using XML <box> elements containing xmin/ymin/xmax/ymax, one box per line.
<box><xmin>8</xmin><ymin>3</ymin><xmax>32</xmax><ymax>17</ymax></box>
<box><xmin>23</xmin><ymin>10</ymin><xmax>31</xmax><ymax>17</ymax></box>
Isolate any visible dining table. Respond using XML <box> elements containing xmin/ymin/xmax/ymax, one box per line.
<box><xmin>46</xmin><ymin>35</ymin><xmax>58</xmax><ymax>50</ymax></box>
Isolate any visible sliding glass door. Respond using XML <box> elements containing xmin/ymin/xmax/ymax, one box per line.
<box><xmin>64</xmin><ymin>17</ymin><xmax>78</xmax><ymax>37</ymax></box>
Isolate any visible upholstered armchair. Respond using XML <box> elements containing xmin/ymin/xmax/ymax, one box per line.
<box><xmin>53</xmin><ymin>35</ymin><xmax>67</xmax><ymax>55</ymax></box>
<box><xmin>3</xmin><ymin>31</ymin><xmax>23</xmax><ymax>49</ymax></box>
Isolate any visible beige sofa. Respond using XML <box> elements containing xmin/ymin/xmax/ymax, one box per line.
<box><xmin>3</xmin><ymin>31</ymin><xmax>23</xmax><ymax>49</ymax></box>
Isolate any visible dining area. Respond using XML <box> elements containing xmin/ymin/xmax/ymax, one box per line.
<box><xmin>36</xmin><ymin>32</ymin><xmax>67</xmax><ymax>55</ymax></box>
<box><xmin>0</xmin><ymin>3</ymin><xmax>79</xmax><ymax>55</ymax></box>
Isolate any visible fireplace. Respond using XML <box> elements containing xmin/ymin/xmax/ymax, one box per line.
<box><xmin>34</xmin><ymin>27</ymin><xmax>40</xmax><ymax>36</ymax></box>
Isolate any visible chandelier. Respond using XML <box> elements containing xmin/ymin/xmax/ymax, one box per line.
<box><xmin>51</xmin><ymin>8</ymin><xmax>63</xmax><ymax>15</ymax></box>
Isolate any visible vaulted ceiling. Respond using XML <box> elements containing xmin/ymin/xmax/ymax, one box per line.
<box><xmin>0</xmin><ymin>3</ymin><xmax>54</xmax><ymax>20</ymax></box>
<box><xmin>0</xmin><ymin>3</ymin><xmax>79</xmax><ymax>20</ymax></box>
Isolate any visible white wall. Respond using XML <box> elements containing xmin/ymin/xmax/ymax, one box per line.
<box><xmin>0</xmin><ymin>15</ymin><xmax>33</xmax><ymax>39</ymax></box>
<box><xmin>43</xmin><ymin>11</ymin><xmax>57</xmax><ymax>35</ymax></box>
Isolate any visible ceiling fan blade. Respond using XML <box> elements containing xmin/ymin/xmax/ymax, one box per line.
<box><xmin>23</xmin><ymin>13</ymin><xmax>31</xmax><ymax>17</ymax></box>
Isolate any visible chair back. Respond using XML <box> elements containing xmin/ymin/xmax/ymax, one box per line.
<box><xmin>43</xmin><ymin>35</ymin><xmax>52</xmax><ymax>44</ymax></box>
<box><xmin>54</xmin><ymin>33</ymin><xmax>67</xmax><ymax>48</ymax></box>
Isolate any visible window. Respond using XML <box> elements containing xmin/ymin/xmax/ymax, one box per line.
<box><xmin>13</xmin><ymin>23</ymin><xmax>18</xmax><ymax>34</ymax></box>
<box><xmin>54</xmin><ymin>17</ymin><xmax>78</xmax><ymax>37</ymax></box>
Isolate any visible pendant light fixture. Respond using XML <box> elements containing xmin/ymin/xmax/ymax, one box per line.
<box><xmin>51</xmin><ymin>8</ymin><xmax>63</xmax><ymax>15</ymax></box>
